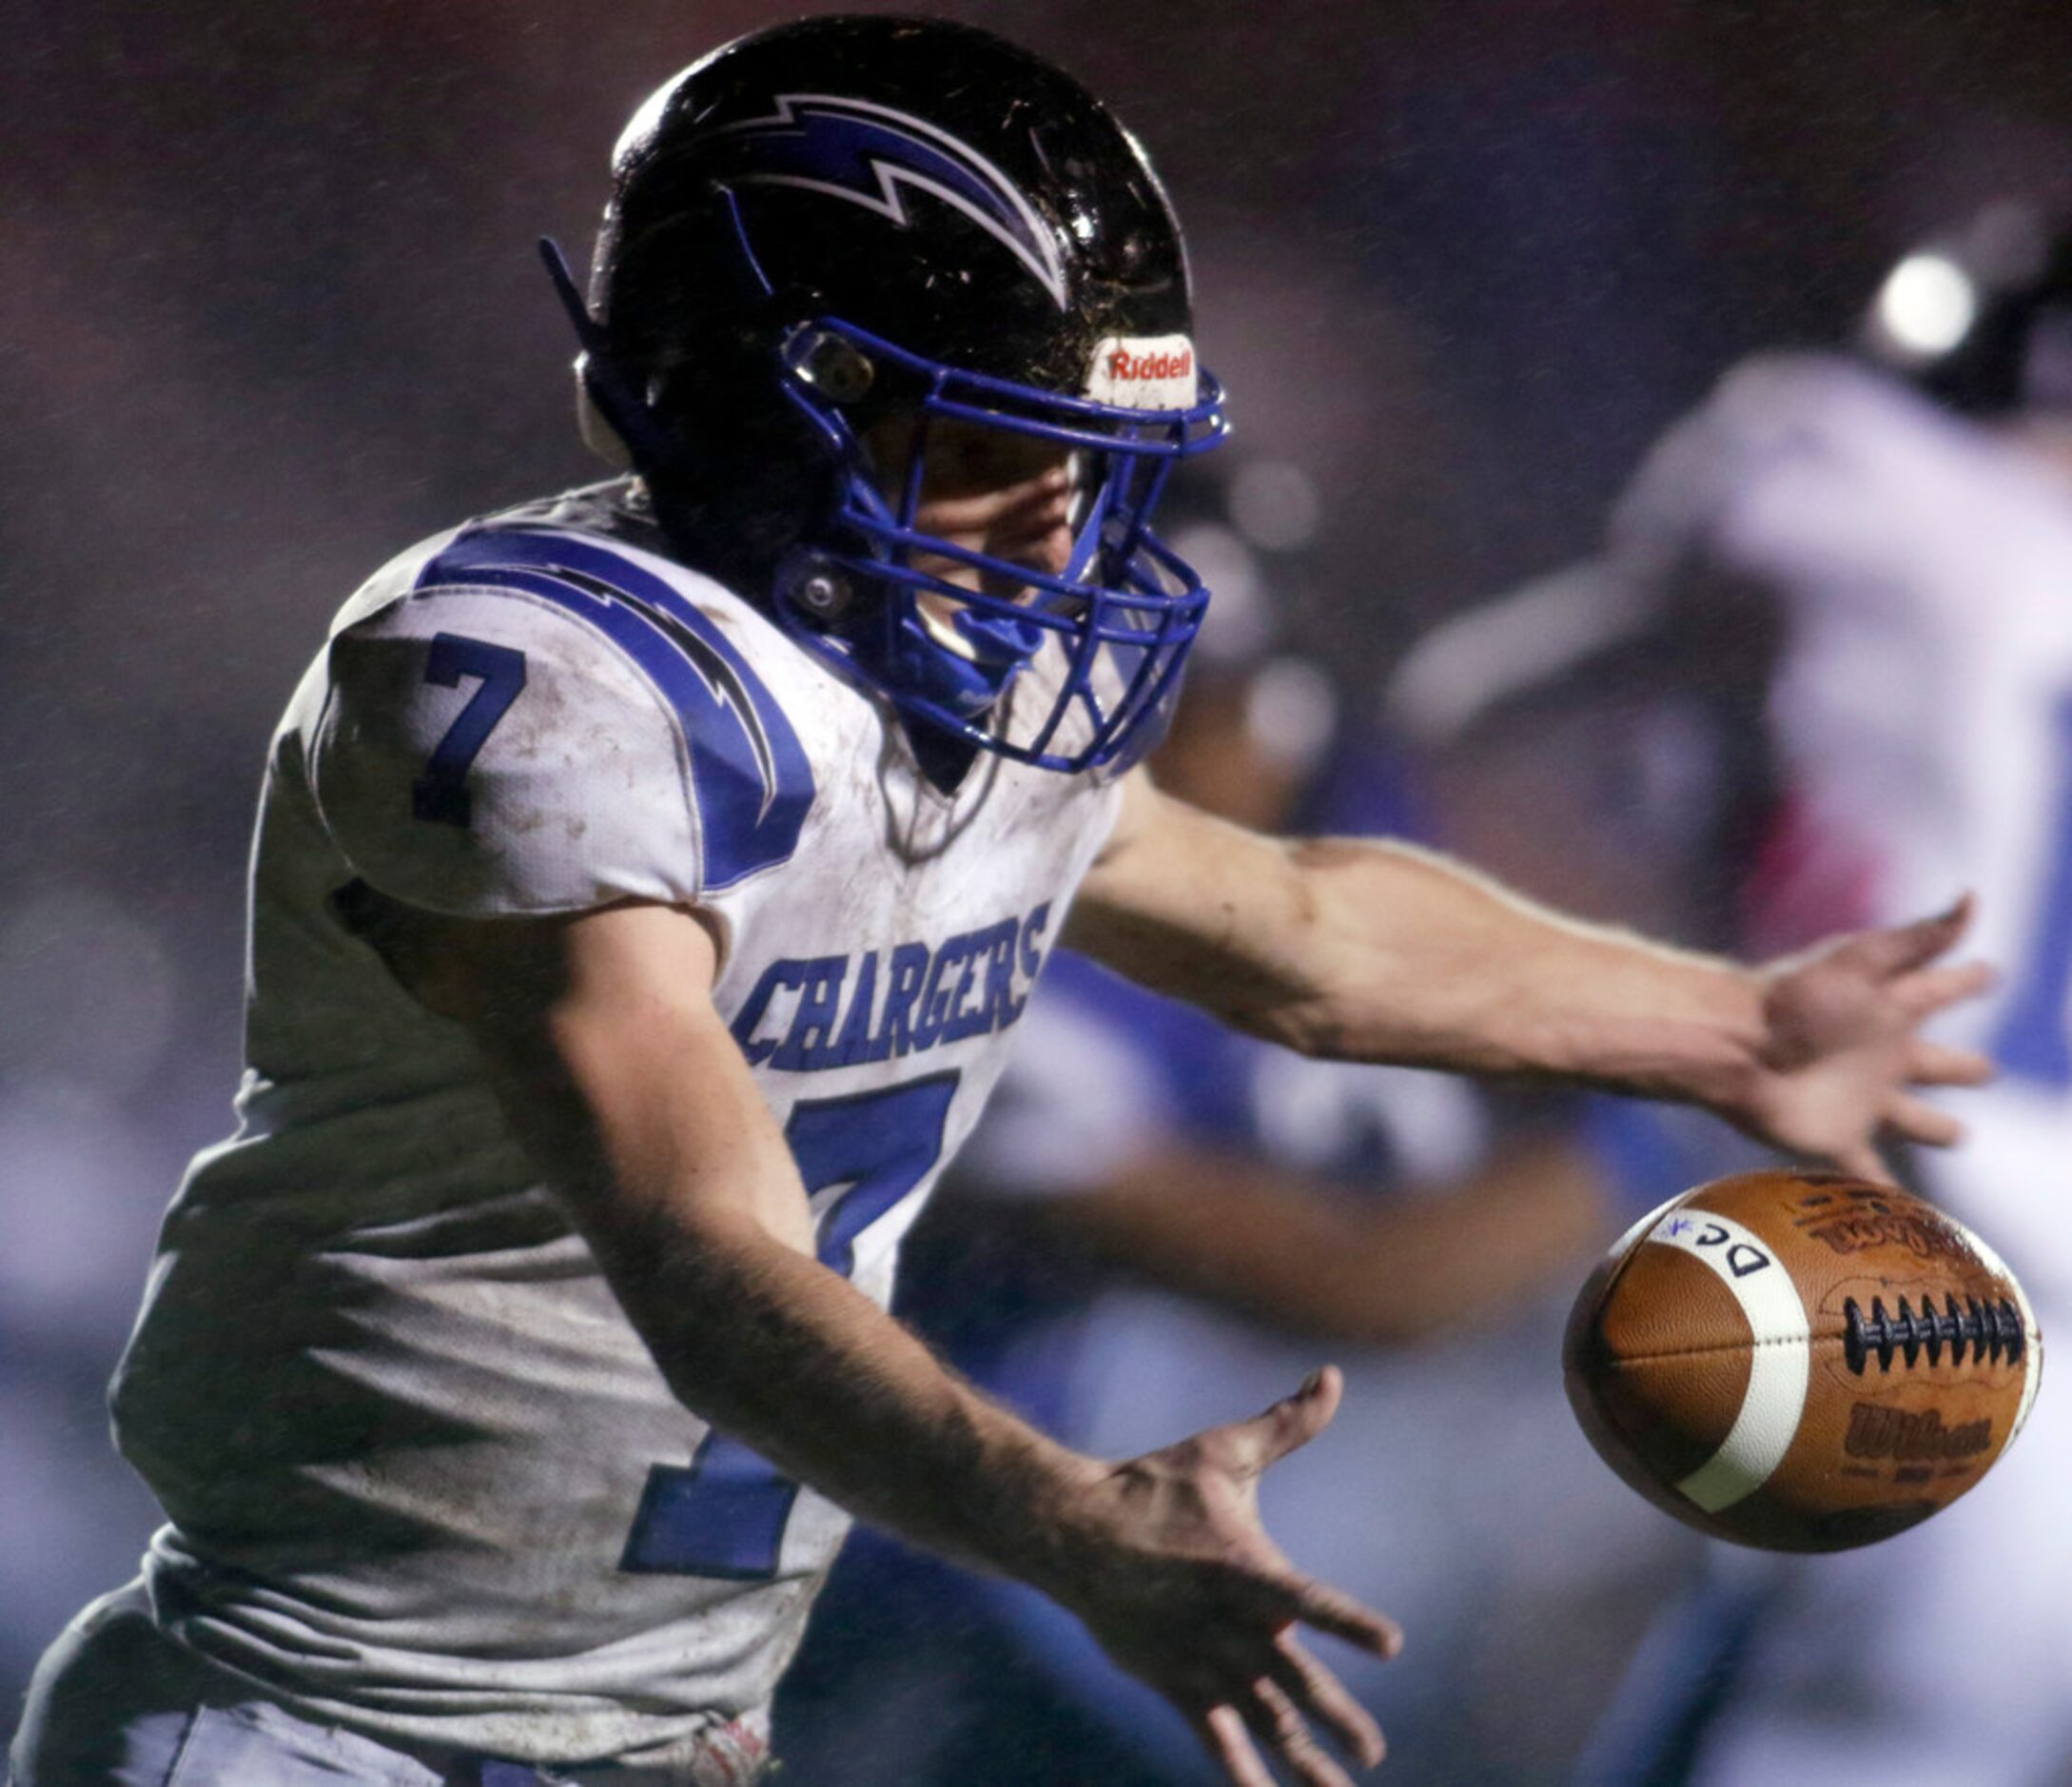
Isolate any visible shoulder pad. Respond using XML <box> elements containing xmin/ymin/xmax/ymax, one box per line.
<box><xmin>423</xmin><ymin>529</ymin><xmax>817</xmax><ymax>893</ymax></box>
<box><xmin>311</xmin><ymin>529</ymin><xmax>818</xmax><ymax>915</ymax></box>
<box><xmin>311</xmin><ymin>579</ymin><xmax>703</xmax><ymax>916</ymax></box>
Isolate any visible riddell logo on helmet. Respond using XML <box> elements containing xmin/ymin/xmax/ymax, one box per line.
<box><xmin>1087</xmin><ymin>335</ymin><xmax>1199</xmax><ymax>410</ymax></box>
<box><xmin>1107</xmin><ymin>345</ymin><xmax>1192</xmax><ymax>382</ymax></box>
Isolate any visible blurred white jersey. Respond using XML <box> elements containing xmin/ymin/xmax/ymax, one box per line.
<box><xmin>1617</xmin><ymin>352</ymin><xmax>2072</xmax><ymax>1297</ymax></box>
<box><xmin>1614</xmin><ymin>358</ymin><xmax>2072</xmax><ymax>1787</ymax></box>
<box><xmin>109</xmin><ymin>483</ymin><xmax>1120</xmax><ymax>1770</ymax></box>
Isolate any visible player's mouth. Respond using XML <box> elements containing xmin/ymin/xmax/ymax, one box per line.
<box><xmin>917</xmin><ymin>599</ymin><xmax>983</xmax><ymax>660</ymax></box>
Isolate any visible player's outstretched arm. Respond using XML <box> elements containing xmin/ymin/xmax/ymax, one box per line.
<box><xmin>373</xmin><ymin>894</ymin><xmax>1398</xmax><ymax>1785</ymax></box>
<box><xmin>1066</xmin><ymin>772</ymin><xmax>1994</xmax><ymax>1180</ymax></box>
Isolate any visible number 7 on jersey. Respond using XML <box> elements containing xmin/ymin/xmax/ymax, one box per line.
<box><xmin>412</xmin><ymin>632</ymin><xmax>529</xmax><ymax>828</ymax></box>
<box><xmin>619</xmin><ymin>1074</ymin><xmax>960</xmax><ymax>1579</ymax></box>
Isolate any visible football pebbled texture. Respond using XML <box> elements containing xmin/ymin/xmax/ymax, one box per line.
<box><xmin>1564</xmin><ymin>1168</ymin><xmax>2042</xmax><ymax>1552</ymax></box>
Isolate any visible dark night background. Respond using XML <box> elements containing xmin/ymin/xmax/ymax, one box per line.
<box><xmin>5</xmin><ymin>0</ymin><xmax>2069</xmax><ymax>1768</ymax></box>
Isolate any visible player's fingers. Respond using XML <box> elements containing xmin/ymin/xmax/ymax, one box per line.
<box><xmin>1226</xmin><ymin>1675</ymin><xmax>1359</xmax><ymax>1787</ymax></box>
<box><xmin>1247</xmin><ymin>1569</ymin><xmax>1404</xmax><ymax>1658</ymax></box>
<box><xmin>1200</xmin><ymin>1703</ymin><xmax>1279</xmax><ymax>1787</ymax></box>
<box><xmin>1908</xmin><ymin>1039</ymin><xmax>1996</xmax><ymax>1088</ymax></box>
<box><xmin>1893</xmin><ymin>959</ymin><xmax>1997</xmax><ymax>1017</ymax></box>
<box><xmin>1222</xmin><ymin>1365</ymin><xmax>1343</xmax><ymax>1477</ymax></box>
<box><xmin>1271</xmin><ymin>1631</ymin><xmax>1385</xmax><ymax>1770</ymax></box>
<box><xmin>1835</xmin><ymin>894</ymin><xmax>1973</xmax><ymax>977</ymax></box>
<box><xmin>1884</xmin><ymin>1091</ymin><xmax>1966</xmax><ymax>1149</ymax></box>
<box><xmin>1248</xmin><ymin>1676</ymin><xmax>1359</xmax><ymax>1787</ymax></box>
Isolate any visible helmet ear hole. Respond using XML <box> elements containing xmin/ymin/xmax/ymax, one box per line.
<box><xmin>788</xmin><ymin>328</ymin><xmax>876</xmax><ymax>405</ymax></box>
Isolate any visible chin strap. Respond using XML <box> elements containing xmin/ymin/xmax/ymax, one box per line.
<box><xmin>883</xmin><ymin>603</ymin><xmax>1040</xmax><ymax>721</ymax></box>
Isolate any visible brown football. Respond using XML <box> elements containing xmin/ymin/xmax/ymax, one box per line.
<box><xmin>1564</xmin><ymin>1168</ymin><xmax>2042</xmax><ymax>1551</ymax></box>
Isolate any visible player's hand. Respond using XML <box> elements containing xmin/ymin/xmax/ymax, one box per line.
<box><xmin>1049</xmin><ymin>1365</ymin><xmax>1399</xmax><ymax>1786</ymax></box>
<box><xmin>1735</xmin><ymin>894</ymin><xmax>1995</xmax><ymax>1181</ymax></box>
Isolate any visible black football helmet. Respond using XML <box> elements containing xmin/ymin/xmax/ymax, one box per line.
<box><xmin>544</xmin><ymin>14</ymin><xmax>1228</xmax><ymax>775</ymax></box>
<box><xmin>1860</xmin><ymin>200</ymin><xmax>2072</xmax><ymax>416</ymax></box>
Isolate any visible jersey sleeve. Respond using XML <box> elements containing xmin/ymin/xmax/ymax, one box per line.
<box><xmin>308</xmin><ymin>585</ymin><xmax>704</xmax><ymax>917</ymax></box>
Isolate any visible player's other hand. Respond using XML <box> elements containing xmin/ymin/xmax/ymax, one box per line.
<box><xmin>1049</xmin><ymin>1365</ymin><xmax>1399</xmax><ymax>1786</ymax></box>
<box><xmin>1737</xmin><ymin>894</ymin><xmax>1995</xmax><ymax>1182</ymax></box>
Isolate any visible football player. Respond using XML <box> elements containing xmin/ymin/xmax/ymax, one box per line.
<box><xmin>1396</xmin><ymin>200</ymin><xmax>2072</xmax><ymax>1787</ymax></box>
<box><xmin>8</xmin><ymin>19</ymin><xmax>1996</xmax><ymax>1787</ymax></box>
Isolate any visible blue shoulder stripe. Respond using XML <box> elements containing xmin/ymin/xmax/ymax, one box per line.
<box><xmin>417</xmin><ymin>529</ymin><xmax>815</xmax><ymax>892</ymax></box>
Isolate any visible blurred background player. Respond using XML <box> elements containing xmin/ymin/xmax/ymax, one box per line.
<box><xmin>779</xmin><ymin>471</ymin><xmax>1693</xmax><ymax>1784</ymax></box>
<box><xmin>1392</xmin><ymin>199</ymin><xmax>2072</xmax><ymax>1787</ymax></box>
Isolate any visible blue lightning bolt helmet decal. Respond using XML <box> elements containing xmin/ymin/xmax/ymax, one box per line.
<box><xmin>713</xmin><ymin>94</ymin><xmax>1068</xmax><ymax>310</ymax></box>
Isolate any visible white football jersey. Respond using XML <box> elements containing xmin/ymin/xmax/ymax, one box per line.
<box><xmin>108</xmin><ymin>482</ymin><xmax>1122</xmax><ymax>1768</ymax></box>
<box><xmin>1616</xmin><ymin>353</ymin><xmax>2072</xmax><ymax>1301</ymax></box>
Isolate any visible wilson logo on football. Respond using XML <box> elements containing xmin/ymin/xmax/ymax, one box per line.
<box><xmin>1086</xmin><ymin>335</ymin><xmax>1198</xmax><ymax>410</ymax></box>
<box><xmin>1844</xmin><ymin>1404</ymin><xmax>1992</xmax><ymax>1463</ymax></box>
